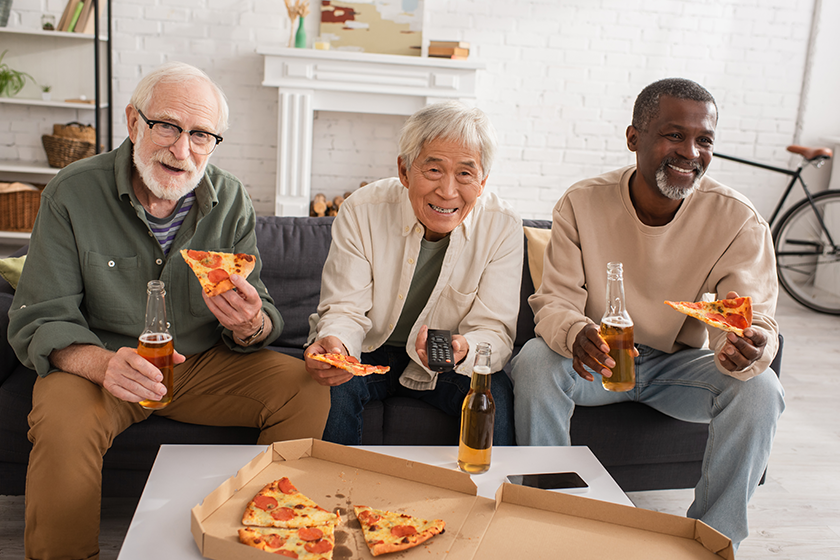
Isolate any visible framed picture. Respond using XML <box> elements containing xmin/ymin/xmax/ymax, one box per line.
<box><xmin>320</xmin><ymin>0</ymin><xmax>423</xmax><ymax>56</ymax></box>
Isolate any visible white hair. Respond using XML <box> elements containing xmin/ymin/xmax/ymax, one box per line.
<box><xmin>129</xmin><ymin>61</ymin><xmax>230</xmax><ymax>133</ymax></box>
<box><xmin>398</xmin><ymin>101</ymin><xmax>497</xmax><ymax>180</ymax></box>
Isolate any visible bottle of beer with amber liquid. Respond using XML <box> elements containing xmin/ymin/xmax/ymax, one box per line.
<box><xmin>457</xmin><ymin>342</ymin><xmax>494</xmax><ymax>474</ymax></box>
<box><xmin>600</xmin><ymin>262</ymin><xmax>635</xmax><ymax>392</ymax></box>
<box><xmin>138</xmin><ymin>280</ymin><xmax>174</xmax><ymax>409</ymax></box>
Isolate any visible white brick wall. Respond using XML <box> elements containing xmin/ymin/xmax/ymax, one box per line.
<box><xmin>4</xmin><ymin>0</ymin><xmax>831</xmax><ymax>220</ymax></box>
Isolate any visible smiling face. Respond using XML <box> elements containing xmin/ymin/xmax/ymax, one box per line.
<box><xmin>127</xmin><ymin>79</ymin><xmax>220</xmax><ymax>202</ymax></box>
<box><xmin>399</xmin><ymin>137</ymin><xmax>488</xmax><ymax>241</ymax></box>
<box><xmin>627</xmin><ymin>95</ymin><xmax>716</xmax><ymax>202</ymax></box>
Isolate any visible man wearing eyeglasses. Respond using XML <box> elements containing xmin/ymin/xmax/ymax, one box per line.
<box><xmin>9</xmin><ymin>61</ymin><xmax>329</xmax><ymax>560</ymax></box>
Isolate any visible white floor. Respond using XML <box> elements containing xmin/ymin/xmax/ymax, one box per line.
<box><xmin>1</xmin><ymin>290</ymin><xmax>838</xmax><ymax>559</ymax></box>
<box><xmin>629</xmin><ymin>291</ymin><xmax>840</xmax><ymax>559</ymax></box>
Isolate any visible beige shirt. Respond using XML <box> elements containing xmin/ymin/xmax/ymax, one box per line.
<box><xmin>308</xmin><ymin>178</ymin><xmax>523</xmax><ymax>390</ymax></box>
<box><xmin>531</xmin><ymin>166</ymin><xmax>779</xmax><ymax>381</ymax></box>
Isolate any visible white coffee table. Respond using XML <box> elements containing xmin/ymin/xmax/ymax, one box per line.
<box><xmin>117</xmin><ymin>444</ymin><xmax>632</xmax><ymax>559</ymax></box>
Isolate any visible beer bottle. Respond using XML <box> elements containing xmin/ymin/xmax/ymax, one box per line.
<box><xmin>599</xmin><ymin>262</ymin><xmax>635</xmax><ymax>392</ymax></box>
<box><xmin>138</xmin><ymin>280</ymin><xmax>175</xmax><ymax>409</ymax></box>
<box><xmin>457</xmin><ymin>342</ymin><xmax>495</xmax><ymax>474</ymax></box>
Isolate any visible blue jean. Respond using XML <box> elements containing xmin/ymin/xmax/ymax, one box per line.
<box><xmin>510</xmin><ymin>337</ymin><xmax>785</xmax><ymax>548</ymax></box>
<box><xmin>322</xmin><ymin>344</ymin><xmax>515</xmax><ymax>446</ymax></box>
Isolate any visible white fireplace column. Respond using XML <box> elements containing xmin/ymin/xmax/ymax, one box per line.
<box><xmin>258</xmin><ymin>47</ymin><xmax>484</xmax><ymax>216</ymax></box>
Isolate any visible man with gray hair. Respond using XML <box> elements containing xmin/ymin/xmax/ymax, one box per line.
<box><xmin>511</xmin><ymin>78</ymin><xmax>784</xmax><ymax>549</ymax></box>
<box><xmin>9</xmin><ymin>61</ymin><xmax>329</xmax><ymax>559</ymax></box>
<box><xmin>305</xmin><ymin>101</ymin><xmax>522</xmax><ymax>446</ymax></box>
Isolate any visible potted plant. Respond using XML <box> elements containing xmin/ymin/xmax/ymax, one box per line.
<box><xmin>41</xmin><ymin>84</ymin><xmax>51</xmax><ymax>101</ymax></box>
<box><xmin>0</xmin><ymin>50</ymin><xmax>33</xmax><ymax>98</ymax></box>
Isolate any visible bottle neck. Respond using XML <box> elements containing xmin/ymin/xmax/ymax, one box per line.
<box><xmin>144</xmin><ymin>288</ymin><xmax>169</xmax><ymax>334</ymax></box>
<box><xmin>603</xmin><ymin>267</ymin><xmax>631</xmax><ymax>324</ymax></box>
<box><xmin>470</xmin><ymin>366</ymin><xmax>492</xmax><ymax>391</ymax></box>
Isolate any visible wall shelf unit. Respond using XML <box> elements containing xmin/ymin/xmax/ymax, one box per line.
<box><xmin>0</xmin><ymin>0</ymin><xmax>112</xmax><ymax>245</ymax></box>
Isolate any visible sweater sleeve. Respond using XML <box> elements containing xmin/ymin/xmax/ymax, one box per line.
<box><xmin>530</xmin><ymin>197</ymin><xmax>595</xmax><ymax>358</ymax></box>
<box><xmin>706</xmin><ymin>217</ymin><xmax>779</xmax><ymax>380</ymax></box>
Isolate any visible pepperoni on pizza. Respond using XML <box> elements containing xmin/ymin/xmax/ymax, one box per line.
<box><xmin>180</xmin><ymin>249</ymin><xmax>256</xmax><ymax>297</ymax></box>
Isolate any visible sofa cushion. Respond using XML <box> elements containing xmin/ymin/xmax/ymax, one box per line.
<box><xmin>0</xmin><ymin>255</ymin><xmax>26</xmax><ymax>290</ymax></box>
<box><xmin>255</xmin><ymin>216</ymin><xmax>334</xmax><ymax>353</ymax></box>
<box><xmin>523</xmin><ymin>226</ymin><xmax>551</xmax><ymax>290</ymax></box>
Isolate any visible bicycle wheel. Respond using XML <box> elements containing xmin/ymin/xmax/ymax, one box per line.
<box><xmin>773</xmin><ymin>190</ymin><xmax>840</xmax><ymax>314</ymax></box>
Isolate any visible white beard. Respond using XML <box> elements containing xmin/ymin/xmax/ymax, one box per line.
<box><xmin>133</xmin><ymin>129</ymin><xmax>208</xmax><ymax>201</ymax></box>
<box><xmin>655</xmin><ymin>159</ymin><xmax>704</xmax><ymax>200</ymax></box>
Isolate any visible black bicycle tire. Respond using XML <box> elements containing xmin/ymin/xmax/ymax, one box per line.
<box><xmin>772</xmin><ymin>190</ymin><xmax>840</xmax><ymax>315</ymax></box>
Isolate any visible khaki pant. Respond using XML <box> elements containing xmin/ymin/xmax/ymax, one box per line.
<box><xmin>24</xmin><ymin>345</ymin><xmax>329</xmax><ymax>560</ymax></box>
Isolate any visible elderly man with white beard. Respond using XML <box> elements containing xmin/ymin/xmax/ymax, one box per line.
<box><xmin>511</xmin><ymin>78</ymin><xmax>784</xmax><ymax>551</ymax></box>
<box><xmin>9</xmin><ymin>61</ymin><xmax>329</xmax><ymax>560</ymax></box>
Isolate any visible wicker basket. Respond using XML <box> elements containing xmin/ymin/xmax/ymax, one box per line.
<box><xmin>53</xmin><ymin>122</ymin><xmax>96</xmax><ymax>143</ymax></box>
<box><xmin>41</xmin><ymin>134</ymin><xmax>96</xmax><ymax>168</ymax></box>
<box><xmin>0</xmin><ymin>187</ymin><xmax>43</xmax><ymax>232</ymax></box>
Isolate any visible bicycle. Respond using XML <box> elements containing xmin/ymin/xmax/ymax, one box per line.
<box><xmin>715</xmin><ymin>145</ymin><xmax>839</xmax><ymax>315</ymax></box>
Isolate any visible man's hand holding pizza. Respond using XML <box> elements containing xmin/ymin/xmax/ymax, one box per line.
<box><xmin>717</xmin><ymin>291</ymin><xmax>767</xmax><ymax>372</ymax></box>
<box><xmin>305</xmin><ymin>336</ymin><xmax>353</xmax><ymax>386</ymax></box>
<box><xmin>202</xmin><ymin>273</ymin><xmax>269</xmax><ymax>345</ymax></box>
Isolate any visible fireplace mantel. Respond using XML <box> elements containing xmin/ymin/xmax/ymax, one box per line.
<box><xmin>258</xmin><ymin>47</ymin><xmax>485</xmax><ymax>216</ymax></box>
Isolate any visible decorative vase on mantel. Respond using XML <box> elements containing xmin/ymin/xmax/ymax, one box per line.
<box><xmin>295</xmin><ymin>15</ymin><xmax>306</xmax><ymax>48</ymax></box>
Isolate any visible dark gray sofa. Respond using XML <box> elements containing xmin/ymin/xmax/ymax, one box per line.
<box><xmin>0</xmin><ymin>216</ymin><xmax>782</xmax><ymax>497</ymax></box>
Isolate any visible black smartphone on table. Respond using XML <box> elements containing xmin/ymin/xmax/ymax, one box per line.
<box><xmin>506</xmin><ymin>472</ymin><xmax>589</xmax><ymax>493</ymax></box>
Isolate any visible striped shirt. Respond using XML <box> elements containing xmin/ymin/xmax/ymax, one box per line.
<box><xmin>146</xmin><ymin>191</ymin><xmax>195</xmax><ymax>255</ymax></box>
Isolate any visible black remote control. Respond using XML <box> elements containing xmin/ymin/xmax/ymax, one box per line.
<box><xmin>426</xmin><ymin>329</ymin><xmax>454</xmax><ymax>372</ymax></box>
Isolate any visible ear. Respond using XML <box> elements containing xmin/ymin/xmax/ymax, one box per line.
<box><xmin>478</xmin><ymin>172</ymin><xmax>488</xmax><ymax>195</ymax></box>
<box><xmin>626</xmin><ymin>125</ymin><xmax>639</xmax><ymax>153</ymax></box>
<box><xmin>126</xmin><ymin>105</ymin><xmax>140</xmax><ymax>143</ymax></box>
<box><xmin>398</xmin><ymin>156</ymin><xmax>410</xmax><ymax>188</ymax></box>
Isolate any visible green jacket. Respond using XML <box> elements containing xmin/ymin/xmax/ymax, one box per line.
<box><xmin>9</xmin><ymin>138</ymin><xmax>284</xmax><ymax>377</ymax></box>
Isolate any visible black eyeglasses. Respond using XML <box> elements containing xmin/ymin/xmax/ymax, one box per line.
<box><xmin>136</xmin><ymin>108</ymin><xmax>223</xmax><ymax>155</ymax></box>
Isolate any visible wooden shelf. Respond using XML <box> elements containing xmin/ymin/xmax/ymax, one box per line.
<box><xmin>0</xmin><ymin>231</ymin><xmax>31</xmax><ymax>243</ymax></box>
<box><xmin>0</xmin><ymin>26</ymin><xmax>106</xmax><ymax>41</ymax></box>
<box><xmin>0</xmin><ymin>161</ymin><xmax>59</xmax><ymax>175</ymax></box>
<box><xmin>0</xmin><ymin>97</ymin><xmax>105</xmax><ymax>110</ymax></box>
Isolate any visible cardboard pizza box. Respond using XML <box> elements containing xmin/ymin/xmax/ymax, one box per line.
<box><xmin>190</xmin><ymin>438</ymin><xmax>489</xmax><ymax>559</ymax></box>
<box><xmin>190</xmin><ymin>439</ymin><xmax>733</xmax><ymax>559</ymax></box>
<box><xmin>474</xmin><ymin>483</ymin><xmax>734</xmax><ymax>560</ymax></box>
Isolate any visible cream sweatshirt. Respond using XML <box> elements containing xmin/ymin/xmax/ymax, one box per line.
<box><xmin>531</xmin><ymin>166</ymin><xmax>779</xmax><ymax>381</ymax></box>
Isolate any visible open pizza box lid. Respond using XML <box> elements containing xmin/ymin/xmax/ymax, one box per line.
<box><xmin>190</xmin><ymin>438</ymin><xmax>733</xmax><ymax>559</ymax></box>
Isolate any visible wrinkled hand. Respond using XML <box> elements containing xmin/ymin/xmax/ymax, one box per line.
<box><xmin>718</xmin><ymin>291</ymin><xmax>766</xmax><ymax>371</ymax></box>
<box><xmin>571</xmin><ymin>323</ymin><xmax>639</xmax><ymax>382</ymax></box>
<box><xmin>102</xmin><ymin>346</ymin><xmax>186</xmax><ymax>403</ymax></box>
<box><xmin>304</xmin><ymin>336</ymin><xmax>353</xmax><ymax>386</ymax></box>
<box><xmin>202</xmin><ymin>274</ymin><xmax>264</xmax><ymax>340</ymax></box>
<box><xmin>415</xmin><ymin>325</ymin><xmax>468</xmax><ymax>370</ymax></box>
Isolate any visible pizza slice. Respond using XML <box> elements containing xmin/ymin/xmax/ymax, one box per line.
<box><xmin>242</xmin><ymin>477</ymin><xmax>341</xmax><ymax>529</ymax></box>
<box><xmin>180</xmin><ymin>249</ymin><xmax>256</xmax><ymax>297</ymax></box>
<box><xmin>664</xmin><ymin>296</ymin><xmax>752</xmax><ymax>336</ymax></box>
<box><xmin>238</xmin><ymin>526</ymin><xmax>335</xmax><ymax>559</ymax></box>
<box><xmin>306</xmin><ymin>352</ymin><xmax>390</xmax><ymax>376</ymax></box>
<box><xmin>354</xmin><ymin>505</ymin><xmax>445</xmax><ymax>557</ymax></box>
